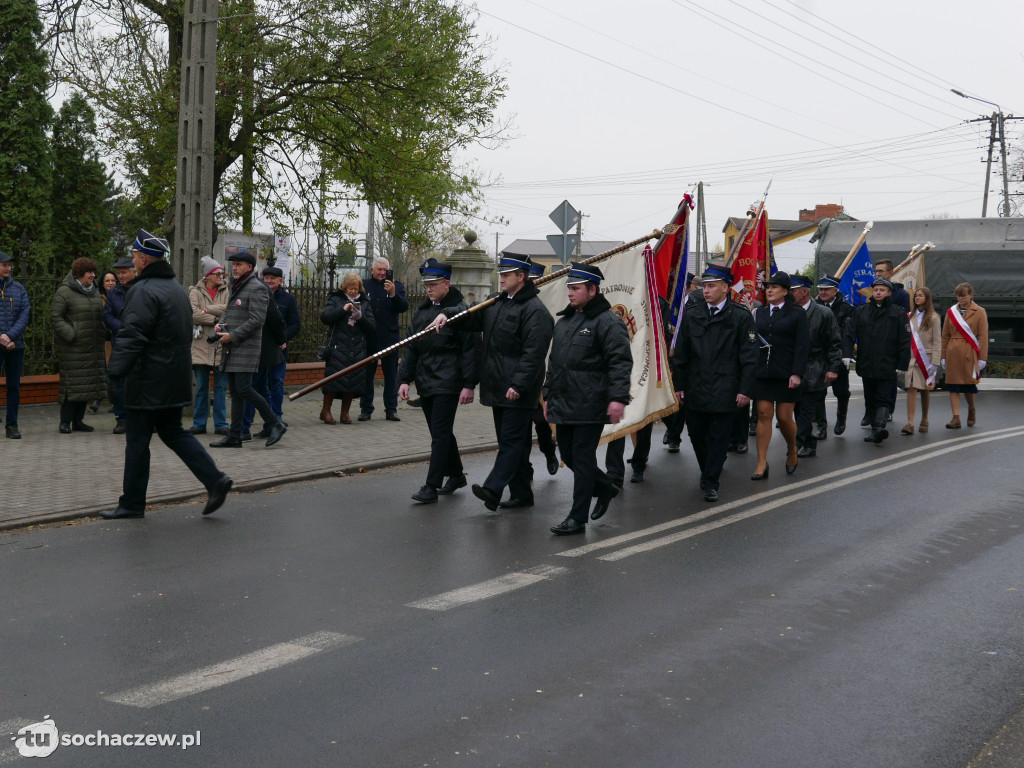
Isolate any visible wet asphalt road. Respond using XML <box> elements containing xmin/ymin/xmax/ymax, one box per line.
<box><xmin>3</xmin><ymin>392</ymin><xmax>1024</xmax><ymax>767</ymax></box>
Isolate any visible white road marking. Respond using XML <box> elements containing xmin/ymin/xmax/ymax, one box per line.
<box><xmin>0</xmin><ymin>719</ymin><xmax>35</xmax><ymax>765</ymax></box>
<box><xmin>104</xmin><ymin>631</ymin><xmax>361</xmax><ymax>708</ymax></box>
<box><xmin>599</xmin><ymin>427</ymin><xmax>1024</xmax><ymax>561</ymax></box>
<box><xmin>559</xmin><ymin>426</ymin><xmax>1024</xmax><ymax>558</ymax></box>
<box><xmin>406</xmin><ymin>565</ymin><xmax>569</xmax><ymax>611</ymax></box>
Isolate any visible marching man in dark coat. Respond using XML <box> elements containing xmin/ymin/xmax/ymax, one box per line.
<box><xmin>814</xmin><ymin>274</ymin><xmax>855</xmax><ymax>435</ymax></box>
<box><xmin>791</xmin><ymin>274</ymin><xmax>842</xmax><ymax>458</ymax></box>
<box><xmin>543</xmin><ymin>262</ymin><xmax>632</xmax><ymax>535</ymax></box>
<box><xmin>671</xmin><ymin>264</ymin><xmax>759</xmax><ymax>502</ymax></box>
<box><xmin>842</xmin><ymin>276</ymin><xmax>911</xmax><ymax>444</ymax></box>
<box><xmin>398</xmin><ymin>258</ymin><xmax>480</xmax><ymax>504</ymax></box>
<box><xmin>101</xmin><ymin>230</ymin><xmax>232</xmax><ymax>519</ymax></box>
<box><xmin>428</xmin><ymin>254</ymin><xmax>554</xmax><ymax>512</ymax></box>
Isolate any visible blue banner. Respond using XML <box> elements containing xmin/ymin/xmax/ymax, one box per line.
<box><xmin>668</xmin><ymin>224</ymin><xmax>690</xmax><ymax>328</ymax></box>
<box><xmin>838</xmin><ymin>242</ymin><xmax>874</xmax><ymax>306</ymax></box>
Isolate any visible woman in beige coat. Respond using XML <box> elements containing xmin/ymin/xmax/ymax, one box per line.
<box><xmin>188</xmin><ymin>257</ymin><xmax>229</xmax><ymax>434</ymax></box>
<box><xmin>941</xmin><ymin>282</ymin><xmax>988</xmax><ymax>428</ymax></box>
<box><xmin>902</xmin><ymin>287</ymin><xmax>941</xmax><ymax>434</ymax></box>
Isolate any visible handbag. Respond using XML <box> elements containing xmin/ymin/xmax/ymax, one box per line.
<box><xmin>316</xmin><ymin>323</ymin><xmax>334</xmax><ymax>362</ymax></box>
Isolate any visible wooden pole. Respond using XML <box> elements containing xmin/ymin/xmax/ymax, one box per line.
<box><xmin>891</xmin><ymin>241</ymin><xmax>934</xmax><ymax>276</ymax></box>
<box><xmin>831</xmin><ymin>221</ymin><xmax>874</xmax><ymax>279</ymax></box>
<box><xmin>288</xmin><ymin>228</ymin><xmax>664</xmax><ymax>401</ymax></box>
<box><xmin>724</xmin><ymin>179</ymin><xmax>772</xmax><ymax>268</ymax></box>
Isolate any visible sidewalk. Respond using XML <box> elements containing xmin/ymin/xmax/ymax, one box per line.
<box><xmin>2</xmin><ymin>377</ymin><xmax>1021</xmax><ymax>531</ymax></box>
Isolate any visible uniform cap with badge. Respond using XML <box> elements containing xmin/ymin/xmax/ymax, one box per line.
<box><xmin>497</xmin><ymin>255</ymin><xmax>533</xmax><ymax>274</ymax></box>
<box><xmin>132</xmin><ymin>229</ymin><xmax>169</xmax><ymax>258</ymax></box>
<box><xmin>419</xmin><ymin>257</ymin><xmax>452</xmax><ymax>282</ymax></box>
<box><xmin>566</xmin><ymin>261</ymin><xmax>604</xmax><ymax>285</ymax></box>
<box><xmin>701</xmin><ymin>263</ymin><xmax>733</xmax><ymax>284</ymax></box>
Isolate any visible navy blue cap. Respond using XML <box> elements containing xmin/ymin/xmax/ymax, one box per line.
<box><xmin>790</xmin><ymin>274</ymin><xmax>813</xmax><ymax>289</ymax></box>
<box><xmin>113</xmin><ymin>256</ymin><xmax>134</xmax><ymax>269</ymax></box>
<box><xmin>132</xmin><ymin>229</ymin><xmax>169</xmax><ymax>258</ymax></box>
<box><xmin>419</xmin><ymin>257</ymin><xmax>452</xmax><ymax>282</ymax></box>
<box><xmin>528</xmin><ymin>261</ymin><xmax>545</xmax><ymax>278</ymax></box>
<box><xmin>566</xmin><ymin>261</ymin><xmax>603</xmax><ymax>285</ymax></box>
<box><xmin>701</xmin><ymin>263</ymin><xmax>733</xmax><ymax>284</ymax></box>
<box><xmin>497</xmin><ymin>255</ymin><xmax>532</xmax><ymax>274</ymax></box>
<box><xmin>687</xmin><ymin>271</ymin><xmax>697</xmax><ymax>284</ymax></box>
<box><xmin>872</xmin><ymin>277</ymin><xmax>893</xmax><ymax>290</ymax></box>
<box><xmin>228</xmin><ymin>250</ymin><xmax>257</xmax><ymax>266</ymax></box>
<box><xmin>262</xmin><ymin>266</ymin><xmax>284</xmax><ymax>278</ymax></box>
<box><xmin>817</xmin><ymin>274</ymin><xmax>840</xmax><ymax>289</ymax></box>
<box><xmin>0</xmin><ymin>252</ymin><xmax>13</xmax><ymax>263</ymax></box>
<box><xmin>765</xmin><ymin>271</ymin><xmax>791</xmax><ymax>290</ymax></box>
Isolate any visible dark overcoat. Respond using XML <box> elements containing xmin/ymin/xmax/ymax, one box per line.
<box><xmin>51</xmin><ymin>272</ymin><xmax>107</xmax><ymax>403</ymax></box>
<box><xmin>320</xmin><ymin>291</ymin><xmax>376</xmax><ymax>395</ymax></box>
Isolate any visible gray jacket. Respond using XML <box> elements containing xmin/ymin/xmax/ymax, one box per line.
<box><xmin>220</xmin><ymin>270</ymin><xmax>269</xmax><ymax>373</ymax></box>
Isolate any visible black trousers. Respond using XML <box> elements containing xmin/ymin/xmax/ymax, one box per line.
<box><xmin>605</xmin><ymin>422</ymin><xmax>654</xmax><ymax>478</ymax></box>
<box><xmin>421</xmin><ymin>394</ymin><xmax>463</xmax><ymax>488</ymax></box>
<box><xmin>484</xmin><ymin>406</ymin><xmax>534</xmax><ymax>501</ymax></box>
<box><xmin>532</xmin><ymin>405</ymin><xmax>557</xmax><ymax>458</ymax></box>
<box><xmin>557</xmin><ymin>423</ymin><xmax>615</xmax><ymax>523</ymax></box>
<box><xmin>817</xmin><ymin>366</ymin><xmax>850</xmax><ymax>428</ymax></box>
<box><xmin>796</xmin><ymin>387</ymin><xmax>827</xmax><ymax>449</ymax></box>
<box><xmin>228</xmin><ymin>371</ymin><xmax>276</xmax><ymax>437</ymax></box>
<box><xmin>862</xmin><ymin>377</ymin><xmax>894</xmax><ymax>421</ymax></box>
<box><xmin>731</xmin><ymin>404</ymin><xmax>750</xmax><ymax>445</ymax></box>
<box><xmin>663</xmin><ymin>407</ymin><xmax>685</xmax><ymax>443</ymax></box>
<box><xmin>361</xmin><ymin>350</ymin><xmax>399</xmax><ymax>415</ymax></box>
<box><xmin>120</xmin><ymin>407</ymin><xmax>224</xmax><ymax>512</ymax></box>
<box><xmin>59</xmin><ymin>400</ymin><xmax>88</xmax><ymax>423</ymax></box>
<box><xmin>686</xmin><ymin>410</ymin><xmax>734</xmax><ymax>491</ymax></box>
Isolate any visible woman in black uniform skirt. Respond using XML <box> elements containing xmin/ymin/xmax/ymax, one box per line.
<box><xmin>751</xmin><ymin>272</ymin><xmax>810</xmax><ymax>479</ymax></box>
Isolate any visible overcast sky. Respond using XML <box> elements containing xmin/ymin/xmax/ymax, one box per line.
<box><xmin>430</xmin><ymin>0</ymin><xmax>1024</xmax><ymax>266</ymax></box>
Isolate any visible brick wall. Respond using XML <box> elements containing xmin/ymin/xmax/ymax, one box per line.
<box><xmin>799</xmin><ymin>203</ymin><xmax>846</xmax><ymax>222</ymax></box>
<box><xmin>0</xmin><ymin>362</ymin><xmax>383</xmax><ymax>406</ymax></box>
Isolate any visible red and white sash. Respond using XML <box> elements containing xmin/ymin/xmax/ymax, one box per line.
<box><xmin>946</xmin><ymin>306</ymin><xmax>981</xmax><ymax>381</ymax></box>
<box><xmin>908</xmin><ymin>312</ymin><xmax>936</xmax><ymax>388</ymax></box>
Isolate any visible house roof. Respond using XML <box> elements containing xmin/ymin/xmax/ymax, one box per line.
<box><xmin>501</xmin><ymin>239</ymin><xmax>625</xmax><ymax>260</ymax></box>
<box><xmin>724</xmin><ymin>218</ymin><xmax>818</xmax><ymax>241</ymax></box>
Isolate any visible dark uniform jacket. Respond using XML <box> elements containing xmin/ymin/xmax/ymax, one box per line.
<box><xmin>450</xmin><ymin>281</ymin><xmax>554</xmax><ymax>410</ymax></box>
<box><xmin>842</xmin><ymin>297</ymin><xmax>911</xmax><ymax>379</ymax></box>
<box><xmin>671</xmin><ymin>300</ymin><xmax>758</xmax><ymax>413</ymax></box>
<box><xmin>320</xmin><ymin>291</ymin><xmax>376</xmax><ymax>395</ymax></box>
<box><xmin>399</xmin><ymin>287</ymin><xmax>479</xmax><ymax>397</ymax></box>
<box><xmin>273</xmin><ymin>287</ymin><xmax>302</xmax><ymax>359</ymax></box>
<box><xmin>364</xmin><ymin>276</ymin><xmax>408</xmax><ymax>349</ymax></box>
<box><xmin>753</xmin><ymin>301</ymin><xmax>810</xmax><ymax>381</ymax></box>
<box><xmin>801</xmin><ymin>301</ymin><xmax>843</xmax><ymax>391</ymax></box>
<box><xmin>108</xmin><ymin>259</ymin><xmax>194</xmax><ymax>410</ymax></box>
<box><xmin>816</xmin><ymin>293</ymin><xmax>855</xmax><ymax>331</ymax></box>
<box><xmin>543</xmin><ymin>294</ymin><xmax>632</xmax><ymax>425</ymax></box>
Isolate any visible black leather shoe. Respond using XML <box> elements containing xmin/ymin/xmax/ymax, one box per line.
<box><xmin>630</xmin><ymin>467</ymin><xmax>645</xmax><ymax>483</ymax></box>
<box><xmin>71</xmin><ymin>421</ymin><xmax>94</xmax><ymax>432</ymax></box>
<box><xmin>385</xmin><ymin>411</ymin><xmax>401</xmax><ymax>422</ymax></box>
<box><xmin>253</xmin><ymin>427</ymin><xmax>272</xmax><ymax>439</ymax></box>
<box><xmin>188</xmin><ymin>426</ymin><xmax>207</xmax><ymax>434</ymax></box>
<box><xmin>412</xmin><ymin>485</ymin><xmax>439</xmax><ymax>504</ymax></box>
<box><xmin>813</xmin><ymin>425</ymin><xmax>827</xmax><ymax>441</ymax></box>
<box><xmin>551</xmin><ymin>517</ymin><xmax>586</xmax><ymax>535</ymax></box>
<box><xmin>437</xmin><ymin>474</ymin><xmax>467</xmax><ymax>495</ymax></box>
<box><xmin>112</xmin><ymin>420</ymin><xmax>127</xmax><ymax>435</ymax></box>
<box><xmin>265</xmin><ymin>421</ymin><xmax>287</xmax><ymax>447</ymax></box>
<box><xmin>666</xmin><ymin>441</ymin><xmax>681</xmax><ymax>453</ymax></box>
<box><xmin>210</xmin><ymin>435</ymin><xmax>244</xmax><ymax>448</ymax></box>
<box><xmin>704</xmin><ymin>488</ymin><xmax>719</xmax><ymax>502</ymax></box>
<box><xmin>734</xmin><ymin>443</ymin><xmax>748</xmax><ymax>454</ymax></box>
<box><xmin>6</xmin><ymin>425</ymin><xmax>21</xmax><ymax>439</ymax></box>
<box><xmin>860</xmin><ymin>415</ymin><xmax>871</xmax><ymax>428</ymax></box>
<box><xmin>472</xmin><ymin>484</ymin><xmax>500</xmax><ymax>511</ymax></box>
<box><xmin>100</xmin><ymin>507</ymin><xmax>145</xmax><ymax>519</ymax></box>
<box><xmin>751</xmin><ymin>464</ymin><xmax>770</xmax><ymax>481</ymax></box>
<box><xmin>59</xmin><ymin>422</ymin><xmax>72</xmax><ymax>434</ymax></box>
<box><xmin>358</xmin><ymin>412</ymin><xmax>371</xmax><ymax>421</ymax></box>
<box><xmin>546</xmin><ymin>453</ymin><xmax>559</xmax><ymax>475</ymax></box>
<box><xmin>241</xmin><ymin>431</ymin><xmax>252</xmax><ymax>442</ymax></box>
<box><xmin>796</xmin><ymin>446</ymin><xmax>816</xmax><ymax>458</ymax></box>
<box><xmin>499</xmin><ymin>497</ymin><xmax>534</xmax><ymax>509</ymax></box>
<box><xmin>590</xmin><ymin>485</ymin><xmax>619</xmax><ymax>521</ymax></box>
<box><xmin>786</xmin><ymin>462</ymin><xmax>798</xmax><ymax>475</ymax></box>
<box><xmin>834</xmin><ymin>413</ymin><xmax>847</xmax><ymax>435</ymax></box>
<box><xmin>202</xmin><ymin>475</ymin><xmax>233</xmax><ymax>515</ymax></box>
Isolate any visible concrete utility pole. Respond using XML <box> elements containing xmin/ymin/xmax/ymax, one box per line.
<box><xmin>174</xmin><ymin>0</ymin><xmax>218</xmax><ymax>286</ymax></box>
<box><xmin>953</xmin><ymin>90</ymin><xmax>1022</xmax><ymax>218</ymax></box>
<box><xmin>695</xmin><ymin>181</ymin><xmax>709</xmax><ymax>275</ymax></box>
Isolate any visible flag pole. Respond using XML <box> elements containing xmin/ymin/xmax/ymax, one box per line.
<box><xmin>724</xmin><ymin>179</ymin><xmax>772</xmax><ymax>269</ymax></box>
<box><xmin>288</xmin><ymin>228</ymin><xmax>664</xmax><ymax>401</ymax></box>
<box><xmin>891</xmin><ymin>241</ymin><xmax>934</xmax><ymax>276</ymax></box>
<box><xmin>832</xmin><ymin>221</ymin><xmax>874</xmax><ymax>279</ymax></box>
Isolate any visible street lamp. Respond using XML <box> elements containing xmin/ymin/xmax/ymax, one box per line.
<box><xmin>952</xmin><ymin>89</ymin><xmax>1010</xmax><ymax>218</ymax></box>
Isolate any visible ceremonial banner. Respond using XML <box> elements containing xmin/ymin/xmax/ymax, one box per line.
<box><xmin>895</xmin><ymin>252</ymin><xmax>926</xmax><ymax>296</ymax></box>
<box><xmin>731</xmin><ymin>210</ymin><xmax>769</xmax><ymax>309</ymax></box>
<box><xmin>838</xmin><ymin>241</ymin><xmax>874</xmax><ymax>305</ymax></box>
<box><xmin>538</xmin><ymin>246</ymin><xmax>679</xmax><ymax>443</ymax></box>
<box><xmin>651</xmin><ymin>195</ymin><xmax>693</xmax><ymax>302</ymax></box>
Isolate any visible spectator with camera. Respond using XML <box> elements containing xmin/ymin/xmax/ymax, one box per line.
<box><xmin>320</xmin><ymin>273</ymin><xmax>376</xmax><ymax>424</ymax></box>
<box><xmin>360</xmin><ymin>257</ymin><xmax>407</xmax><ymax>422</ymax></box>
